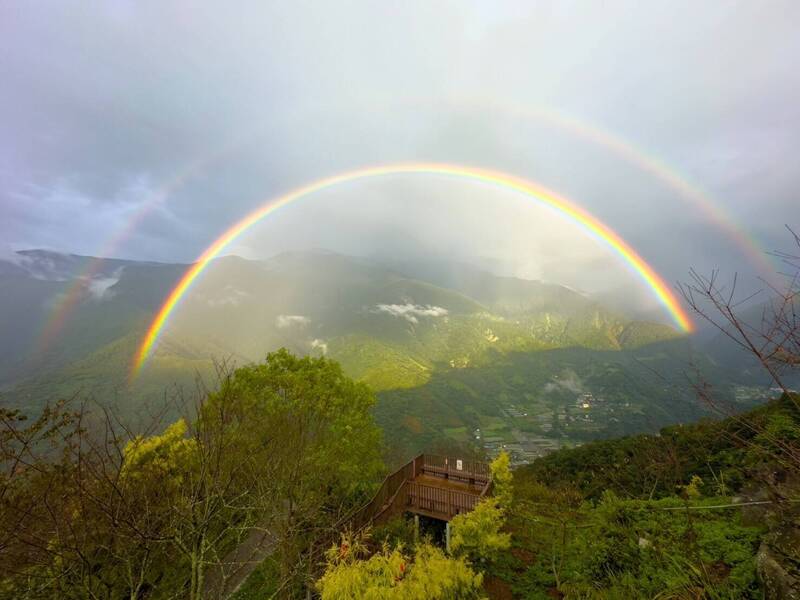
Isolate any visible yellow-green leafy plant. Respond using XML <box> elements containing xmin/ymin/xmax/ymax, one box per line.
<box><xmin>317</xmin><ymin>532</ymin><xmax>484</xmax><ymax>600</ymax></box>
<box><xmin>450</xmin><ymin>452</ymin><xmax>512</xmax><ymax>564</ymax></box>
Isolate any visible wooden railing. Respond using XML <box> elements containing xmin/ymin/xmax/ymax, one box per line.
<box><xmin>375</xmin><ymin>480</ymin><xmax>409</xmax><ymax>527</ymax></box>
<box><xmin>419</xmin><ymin>454</ymin><xmax>491</xmax><ymax>487</ymax></box>
<box><xmin>338</xmin><ymin>454</ymin><xmax>491</xmax><ymax>533</ymax></box>
<box><xmin>407</xmin><ymin>482</ymin><xmax>481</xmax><ymax>519</ymax></box>
<box><xmin>343</xmin><ymin>460</ymin><xmax>415</xmax><ymax>532</ymax></box>
<box><xmin>479</xmin><ymin>478</ymin><xmax>494</xmax><ymax>499</ymax></box>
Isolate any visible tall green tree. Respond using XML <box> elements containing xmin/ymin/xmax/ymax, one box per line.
<box><xmin>0</xmin><ymin>350</ymin><xmax>384</xmax><ymax>599</ymax></box>
<box><xmin>201</xmin><ymin>349</ymin><xmax>384</xmax><ymax>595</ymax></box>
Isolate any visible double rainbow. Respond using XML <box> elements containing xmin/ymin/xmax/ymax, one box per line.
<box><xmin>131</xmin><ymin>163</ymin><xmax>693</xmax><ymax>378</ymax></box>
<box><xmin>37</xmin><ymin>102</ymin><xmax>769</xmax><ymax>359</ymax></box>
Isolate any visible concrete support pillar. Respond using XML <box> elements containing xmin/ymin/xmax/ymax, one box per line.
<box><xmin>414</xmin><ymin>514</ymin><xmax>420</xmax><ymax>543</ymax></box>
<box><xmin>445</xmin><ymin>521</ymin><xmax>451</xmax><ymax>554</ymax></box>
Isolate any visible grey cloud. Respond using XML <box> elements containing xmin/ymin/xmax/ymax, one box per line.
<box><xmin>1</xmin><ymin>1</ymin><xmax>798</xmax><ymax>321</ymax></box>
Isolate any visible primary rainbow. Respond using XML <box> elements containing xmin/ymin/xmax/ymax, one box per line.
<box><xmin>131</xmin><ymin>163</ymin><xmax>693</xmax><ymax>377</ymax></box>
<box><xmin>39</xmin><ymin>102</ymin><xmax>772</xmax><ymax>359</ymax></box>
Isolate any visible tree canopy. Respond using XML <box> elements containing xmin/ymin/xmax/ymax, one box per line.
<box><xmin>0</xmin><ymin>350</ymin><xmax>384</xmax><ymax>599</ymax></box>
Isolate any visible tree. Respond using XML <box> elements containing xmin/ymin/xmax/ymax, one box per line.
<box><xmin>510</xmin><ymin>472</ymin><xmax>584</xmax><ymax>591</ymax></box>
<box><xmin>121</xmin><ymin>411</ymin><xmax>268</xmax><ymax>600</ymax></box>
<box><xmin>450</xmin><ymin>452</ymin><xmax>512</xmax><ymax>564</ymax></box>
<box><xmin>0</xmin><ymin>397</ymin><xmax>184</xmax><ymax>599</ymax></box>
<box><xmin>0</xmin><ymin>350</ymin><xmax>384</xmax><ymax>599</ymax></box>
<box><xmin>679</xmin><ymin>229</ymin><xmax>800</xmax><ymax>597</ymax></box>
<box><xmin>198</xmin><ymin>349</ymin><xmax>384</xmax><ymax>596</ymax></box>
<box><xmin>680</xmin><ymin>229</ymin><xmax>800</xmax><ymax>474</ymax></box>
<box><xmin>0</xmin><ymin>399</ymin><xmax>83</xmax><ymax>596</ymax></box>
<box><xmin>489</xmin><ymin>450</ymin><xmax>513</xmax><ymax>505</ymax></box>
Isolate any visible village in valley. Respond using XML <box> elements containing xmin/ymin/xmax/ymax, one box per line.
<box><xmin>470</xmin><ymin>392</ymin><xmax>617</xmax><ymax>466</ymax></box>
<box><xmin>473</xmin><ymin>384</ymin><xmax>796</xmax><ymax>466</ymax></box>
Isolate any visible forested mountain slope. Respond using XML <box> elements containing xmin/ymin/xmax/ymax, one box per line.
<box><xmin>1</xmin><ymin>250</ymin><xmax>763</xmax><ymax>456</ymax></box>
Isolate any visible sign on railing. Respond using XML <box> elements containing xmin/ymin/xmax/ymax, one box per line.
<box><xmin>420</xmin><ymin>455</ymin><xmax>490</xmax><ymax>486</ymax></box>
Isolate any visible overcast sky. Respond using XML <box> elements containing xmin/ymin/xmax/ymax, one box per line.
<box><xmin>2</xmin><ymin>1</ymin><xmax>798</xmax><ymax>315</ymax></box>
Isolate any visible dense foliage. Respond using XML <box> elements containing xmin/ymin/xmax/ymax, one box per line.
<box><xmin>0</xmin><ymin>350</ymin><xmax>383</xmax><ymax>599</ymax></box>
<box><xmin>2</xmin><ymin>357</ymin><xmax>797</xmax><ymax>598</ymax></box>
<box><xmin>521</xmin><ymin>395</ymin><xmax>800</xmax><ymax>500</ymax></box>
<box><xmin>319</xmin><ymin>398</ymin><xmax>797</xmax><ymax>599</ymax></box>
<box><xmin>481</xmin><ymin>396</ymin><xmax>800</xmax><ymax>598</ymax></box>
<box><xmin>316</xmin><ymin>537</ymin><xmax>484</xmax><ymax>600</ymax></box>
<box><xmin>493</xmin><ymin>487</ymin><xmax>766</xmax><ymax>598</ymax></box>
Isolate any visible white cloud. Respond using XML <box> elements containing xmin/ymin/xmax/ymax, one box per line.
<box><xmin>310</xmin><ymin>338</ymin><xmax>328</xmax><ymax>354</ymax></box>
<box><xmin>86</xmin><ymin>269</ymin><xmax>123</xmax><ymax>300</ymax></box>
<box><xmin>544</xmin><ymin>371</ymin><xmax>583</xmax><ymax>395</ymax></box>
<box><xmin>0</xmin><ymin>244</ymin><xmax>23</xmax><ymax>265</ymax></box>
<box><xmin>373</xmin><ymin>303</ymin><xmax>449</xmax><ymax>324</ymax></box>
<box><xmin>276</xmin><ymin>314</ymin><xmax>311</xmax><ymax>328</ymax></box>
<box><xmin>206</xmin><ymin>285</ymin><xmax>249</xmax><ymax>308</ymax></box>
<box><xmin>11</xmin><ymin>251</ymin><xmax>73</xmax><ymax>282</ymax></box>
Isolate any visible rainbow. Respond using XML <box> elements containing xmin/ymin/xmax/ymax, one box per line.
<box><xmin>38</xmin><ymin>100</ymin><xmax>773</xmax><ymax>357</ymax></box>
<box><xmin>34</xmin><ymin>179</ymin><xmax>181</xmax><ymax>357</ymax></box>
<box><xmin>415</xmin><ymin>95</ymin><xmax>774</xmax><ymax>278</ymax></box>
<box><xmin>33</xmin><ymin>133</ymin><xmax>249</xmax><ymax>358</ymax></box>
<box><xmin>490</xmin><ymin>101</ymin><xmax>775</xmax><ymax>277</ymax></box>
<box><xmin>131</xmin><ymin>163</ymin><xmax>693</xmax><ymax>378</ymax></box>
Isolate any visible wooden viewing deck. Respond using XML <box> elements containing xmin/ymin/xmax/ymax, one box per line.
<box><xmin>343</xmin><ymin>454</ymin><xmax>492</xmax><ymax>532</ymax></box>
<box><xmin>205</xmin><ymin>455</ymin><xmax>491</xmax><ymax>597</ymax></box>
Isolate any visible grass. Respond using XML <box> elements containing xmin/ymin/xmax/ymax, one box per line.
<box><xmin>443</xmin><ymin>426</ymin><xmax>469</xmax><ymax>441</ymax></box>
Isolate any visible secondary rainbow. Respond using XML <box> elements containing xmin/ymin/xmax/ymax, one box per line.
<box><xmin>41</xmin><ymin>102</ymin><xmax>771</xmax><ymax>359</ymax></box>
<box><xmin>33</xmin><ymin>174</ymin><xmax>187</xmax><ymax>357</ymax></box>
<box><xmin>131</xmin><ymin>163</ymin><xmax>694</xmax><ymax>377</ymax></box>
<box><xmin>33</xmin><ymin>127</ymin><xmax>262</xmax><ymax>359</ymax></box>
<box><xmin>409</xmin><ymin>95</ymin><xmax>774</xmax><ymax>277</ymax></box>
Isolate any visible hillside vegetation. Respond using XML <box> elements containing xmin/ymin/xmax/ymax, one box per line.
<box><xmin>486</xmin><ymin>394</ymin><xmax>800</xmax><ymax>598</ymax></box>
<box><xmin>0</xmin><ymin>351</ymin><xmax>384</xmax><ymax>599</ymax></box>
<box><xmin>0</xmin><ymin>251</ymin><xmax>762</xmax><ymax>458</ymax></box>
<box><xmin>301</xmin><ymin>395</ymin><xmax>797</xmax><ymax>599</ymax></box>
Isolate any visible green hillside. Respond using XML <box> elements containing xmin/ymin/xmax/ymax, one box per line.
<box><xmin>374</xmin><ymin>338</ymin><xmax>752</xmax><ymax>460</ymax></box>
<box><xmin>480</xmin><ymin>394</ymin><xmax>800</xmax><ymax>598</ymax></box>
<box><xmin>1</xmin><ymin>250</ymin><xmax>761</xmax><ymax>459</ymax></box>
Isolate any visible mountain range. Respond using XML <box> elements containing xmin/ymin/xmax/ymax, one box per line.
<box><xmin>0</xmin><ymin>249</ymin><xmax>769</xmax><ymax>458</ymax></box>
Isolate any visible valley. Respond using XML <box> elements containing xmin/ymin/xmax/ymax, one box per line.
<box><xmin>0</xmin><ymin>250</ymin><xmax>767</xmax><ymax>464</ymax></box>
